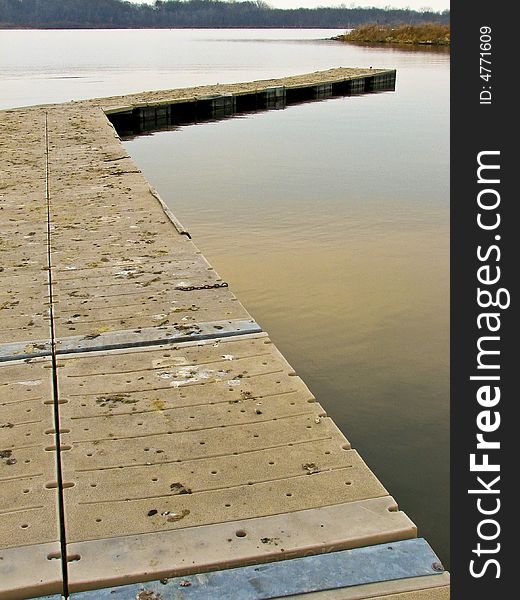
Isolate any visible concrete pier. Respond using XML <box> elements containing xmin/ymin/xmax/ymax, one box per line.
<box><xmin>1</xmin><ymin>68</ymin><xmax>449</xmax><ymax>599</ymax></box>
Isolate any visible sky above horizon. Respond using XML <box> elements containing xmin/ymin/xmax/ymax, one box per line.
<box><xmin>131</xmin><ymin>1</ymin><xmax>450</xmax><ymax>13</ymax></box>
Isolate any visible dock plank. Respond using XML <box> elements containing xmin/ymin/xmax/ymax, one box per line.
<box><xmin>0</xmin><ymin>111</ymin><xmax>50</xmax><ymax>345</ymax></box>
<box><xmin>44</xmin><ymin>107</ymin><xmax>253</xmax><ymax>340</ymax></box>
<box><xmin>0</xmin><ymin>359</ymin><xmax>62</xmax><ymax>599</ymax></box>
<box><xmin>56</xmin><ymin>334</ymin><xmax>395</xmax><ymax>546</ymax></box>
<box><xmin>65</xmin><ymin>498</ymin><xmax>416</xmax><ymax>593</ymax></box>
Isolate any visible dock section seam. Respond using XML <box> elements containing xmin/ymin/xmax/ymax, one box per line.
<box><xmin>44</xmin><ymin>110</ymin><xmax>71</xmax><ymax>598</ymax></box>
<box><xmin>0</xmin><ymin>319</ymin><xmax>262</xmax><ymax>362</ymax></box>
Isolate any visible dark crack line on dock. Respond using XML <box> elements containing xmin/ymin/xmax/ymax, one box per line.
<box><xmin>45</xmin><ymin>111</ymin><xmax>70</xmax><ymax>599</ymax></box>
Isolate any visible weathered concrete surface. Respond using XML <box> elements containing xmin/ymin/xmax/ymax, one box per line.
<box><xmin>0</xmin><ymin>111</ymin><xmax>50</xmax><ymax>344</ymax></box>
<box><xmin>0</xmin><ymin>358</ymin><xmax>62</xmax><ymax>599</ymax></box>
<box><xmin>57</xmin><ymin>334</ymin><xmax>395</xmax><ymax>540</ymax></box>
<box><xmin>44</xmin><ymin>106</ymin><xmax>253</xmax><ymax>341</ymax></box>
<box><xmin>66</xmin><ymin>498</ymin><xmax>416</xmax><ymax>592</ymax></box>
<box><xmin>38</xmin><ymin>67</ymin><xmax>387</xmax><ymax>112</ymax></box>
<box><xmin>0</xmin><ymin>69</ymin><xmax>448</xmax><ymax>598</ymax></box>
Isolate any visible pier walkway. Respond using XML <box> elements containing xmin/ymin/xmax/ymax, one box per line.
<box><xmin>0</xmin><ymin>69</ymin><xmax>449</xmax><ymax>599</ymax></box>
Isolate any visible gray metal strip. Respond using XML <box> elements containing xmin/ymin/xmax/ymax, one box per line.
<box><xmin>0</xmin><ymin>339</ymin><xmax>53</xmax><ymax>362</ymax></box>
<box><xmin>0</xmin><ymin>319</ymin><xmax>261</xmax><ymax>362</ymax></box>
<box><xmin>70</xmin><ymin>539</ymin><xmax>444</xmax><ymax>599</ymax></box>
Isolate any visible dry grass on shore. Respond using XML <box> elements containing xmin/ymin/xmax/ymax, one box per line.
<box><xmin>336</xmin><ymin>23</ymin><xmax>450</xmax><ymax>46</ymax></box>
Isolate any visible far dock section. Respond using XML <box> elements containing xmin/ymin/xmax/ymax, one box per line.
<box><xmin>104</xmin><ymin>68</ymin><xmax>397</xmax><ymax>136</ymax></box>
<box><xmin>1</xmin><ymin>69</ymin><xmax>449</xmax><ymax>599</ymax></box>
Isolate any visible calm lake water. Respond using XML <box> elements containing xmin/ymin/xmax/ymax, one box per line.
<box><xmin>0</xmin><ymin>30</ymin><xmax>449</xmax><ymax>565</ymax></box>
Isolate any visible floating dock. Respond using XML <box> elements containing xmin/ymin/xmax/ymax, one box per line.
<box><xmin>0</xmin><ymin>68</ymin><xmax>449</xmax><ymax>599</ymax></box>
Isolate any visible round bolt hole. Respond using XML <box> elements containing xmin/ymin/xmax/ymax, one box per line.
<box><xmin>95</xmin><ymin>518</ymin><xmax>102</xmax><ymax>523</ymax></box>
<box><xmin>23</xmin><ymin>489</ymin><xmax>30</xmax><ymax>494</ymax></box>
<box><xmin>90</xmin><ymin>483</ymin><xmax>97</xmax><ymax>488</ymax></box>
<box><xmin>225</xmin><ymin>503</ymin><xmax>231</xmax><ymax>507</ymax></box>
<box><xmin>286</xmin><ymin>493</ymin><xmax>293</xmax><ymax>497</ymax></box>
<box><xmin>235</xmin><ymin>530</ymin><xmax>247</xmax><ymax>538</ymax></box>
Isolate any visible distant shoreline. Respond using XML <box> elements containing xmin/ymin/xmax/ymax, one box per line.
<box><xmin>2</xmin><ymin>25</ymin><xmax>350</xmax><ymax>30</ymax></box>
<box><xmin>0</xmin><ymin>0</ymin><xmax>449</xmax><ymax>31</ymax></box>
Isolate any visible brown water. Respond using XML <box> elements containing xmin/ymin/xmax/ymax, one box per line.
<box><xmin>1</xmin><ymin>29</ymin><xmax>450</xmax><ymax>566</ymax></box>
